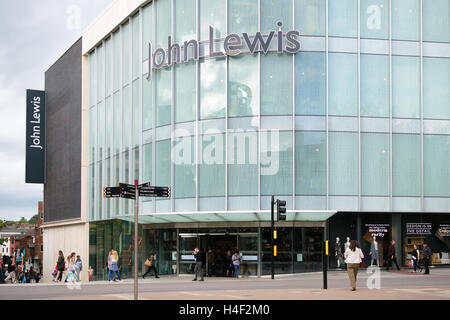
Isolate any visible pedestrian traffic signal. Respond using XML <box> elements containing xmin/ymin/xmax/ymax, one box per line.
<box><xmin>277</xmin><ymin>200</ymin><xmax>286</xmax><ymax>221</ymax></box>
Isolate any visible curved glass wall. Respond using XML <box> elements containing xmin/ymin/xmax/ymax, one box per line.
<box><xmin>88</xmin><ymin>0</ymin><xmax>450</xmax><ymax>222</ymax></box>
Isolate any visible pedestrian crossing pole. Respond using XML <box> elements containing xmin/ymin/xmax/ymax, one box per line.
<box><xmin>271</xmin><ymin>196</ymin><xmax>275</xmax><ymax>280</ymax></box>
<box><xmin>323</xmin><ymin>240</ymin><xmax>329</xmax><ymax>290</ymax></box>
<box><xmin>134</xmin><ymin>179</ymin><xmax>139</xmax><ymax>301</ymax></box>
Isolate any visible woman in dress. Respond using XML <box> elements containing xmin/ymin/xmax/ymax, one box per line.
<box><xmin>108</xmin><ymin>250</ymin><xmax>122</xmax><ymax>282</ymax></box>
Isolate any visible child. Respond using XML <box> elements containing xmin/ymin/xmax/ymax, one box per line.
<box><xmin>88</xmin><ymin>266</ymin><xmax>94</xmax><ymax>281</ymax></box>
<box><xmin>52</xmin><ymin>264</ymin><xmax>58</xmax><ymax>282</ymax></box>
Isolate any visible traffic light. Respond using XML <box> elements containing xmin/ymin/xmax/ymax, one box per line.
<box><xmin>277</xmin><ymin>200</ymin><xmax>286</xmax><ymax>221</ymax></box>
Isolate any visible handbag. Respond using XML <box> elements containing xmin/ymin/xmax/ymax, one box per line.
<box><xmin>145</xmin><ymin>259</ymin><xmax>152</xmax><ymax>267</ymax></box>
<box><xmin>408</xmin><ymin>260</ymin><xmax>414</xmax><ymax>268</ymax></box>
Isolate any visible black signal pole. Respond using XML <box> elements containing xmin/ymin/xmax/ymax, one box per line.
<box><xmin>271</xmin><ymin>195</ymin><xmax>275</xmax><ymax>280</ymax></box>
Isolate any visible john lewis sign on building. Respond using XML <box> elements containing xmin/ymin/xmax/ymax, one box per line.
<box><xmin>146</xmin><ymin>22</ymin><xmax>301</xmax><ymax>81</ymax></box>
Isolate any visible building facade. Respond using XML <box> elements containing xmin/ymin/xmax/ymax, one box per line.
<box><xmin>43</xmin><ymin>0</ymin><xmax>450</xmax><ymax>281</ymax></box>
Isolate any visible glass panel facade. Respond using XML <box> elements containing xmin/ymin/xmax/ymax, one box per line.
<box><xmin>392</xmin><ymin>56</ymin><xmax>420</xmax><ymax>119</ymax></box>
<box><xmin>200</xmin><ymin>0</ymin><xmax>226</xmax><ymax>41</ymax></box>
<box><xmin>393</xmin><ymin>134</ymin><xmax>421</xmax><ymax>197</ymax></box>
<box><xmin>142</xmin><ymin>3</ymin><xmax>153</xmax><ymax>61</ymax></box>
<box><xmin>329</xmin><ymin>0</ymin><xmax>357</xmax><ymax>37</ymax></box>
<box><xmin>156</xmin><ymin>140</ymin><xmax>171</xmax><ymax>187</ymax></box>
<box><xmin>329</xmin><ymin>132</ymin><xmax>358</xmax><ymax>196</ymax></box>
<box><xmin>143</xmin><ymin>74</ymin><xmax>153</xmax><ymax>130</ymax></box>
<box><xmin>175</xmin><ymin>62</ymin><xmax>196</xmax><ymax>123</ymax></box>
<box><xmin>360</xmin><ymin>0</ymin><xmax>389</xmax><ymax>39</ymax></box>
<box><xmin>295</xmin><ymin>52</ymin><xmax>326</xmax><ymax>116</ymax></box>
<box><xmin>143</xmin><ymin>143</ymin><xmax>152</xmax><ymax>184</ymax></box>
<box><xmin>156</xmin><ymin>0</ymin><xmax>171</xmax><ymax>48</ymax></box>
<box><xmin>261</xmin><ymin>54</ymin><xmax>293</xmax><ymax>116</ymax></box>
<box><xmin>200</xmin><ymin>58</ymin><xmax>226</xmax><ymax>119</ymax></box>
<box><xmin>360</xmin><ymin>54</ymin><xmax>389</xmax><ymax>118</ymax></box>
<box><xmin>229</xmin><ymin>0</ymin><xmax>258</xmax><ymax>35</ymax></box>
<box><xmin>261</xmin><ymin>0</ymin><xmax>292</xmax><ymax>34</ymax></box>
<box><xmin>392</xmin><ymin>0</ymin><xmax>419</xmax><ymax>41</ymax></box>
<box><xmin>156</xmin><ymin>69</ymin><xmax>172</xmax><ymax>127</ymax></box>
<box><xmin>122</xmin><ymin>22</ymin><xmax>130</xmax><ymax>86</ymax></box>
<box><xmin>423</xmin><ymin>58</ymin><xmax>450</xmax><ymax>120</ymax></box>
<box><xmin>361</xmin><ymin>133</ymin><xmax>389</xmax><ymax>196</ymax></box>
<box><xmin>295</xmin><ymin>132</ymin><xmax>326</xmax><ymax>195</ymax></box>
<box><xmin>199</xmin><ymin>133</ymin><xmax>226</xmax><ymax>197</ymax></box>
<box><xmin>424</xmin><ymin>135</ymin><xmax>450</xmax><ymax>197</ymax></box>
<box><xmin>261</xmin><ymin>131</ymin><xmax>293</xmax><ymax>196</ymax></box>
<box><xmin>328</xmin><ymin>53</ymin><xmax>358</xmax><ymax>116</ymax></box>
<box><xmin>174</xmin><ymin>136</ymin><xmax>196</xmax><ymax>199</ymax></box>
<box><xmin>229</xmin><ymin>54</ymin><xmax>258</xmax><ymax>117</ymax></box>
<box><xmin>423</xmin><ymin>0</ymin><xmax>450</xmax><ymax>43</ymax></box>
<box><xmin>295</xmin><ymin>0</ymin><xmax>326</xmax><ymax>36</ymax></box>
<box><xmin>175</xmin><ymin>0</ymin><xmax>196</xmax><ymax>43</ymax></box>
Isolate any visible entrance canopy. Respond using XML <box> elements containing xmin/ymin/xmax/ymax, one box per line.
<box><xmin>118</xmin><ymin>210</ymin><xmax>337</xmax><ymax>224</ymax></box>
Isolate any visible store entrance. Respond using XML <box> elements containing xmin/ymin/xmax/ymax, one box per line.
<box><xmin>202</xmin><ymin>235</ymin><xmax>237</xmax><ymax>277</ymax></box>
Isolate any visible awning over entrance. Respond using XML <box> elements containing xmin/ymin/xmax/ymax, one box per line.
<box><xmin>118</xmin><ymin>210</ymin><xmax>337</xmax><ymax>224</ymax></box>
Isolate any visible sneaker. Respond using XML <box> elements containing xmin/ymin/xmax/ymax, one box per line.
<box><xmin>155</xmin><ymin>276</ymin><xmax>160</xmax><ymax>278</ymax></box>
<box><xmin>192</xmin><ymin>279</ymin><xmax>197</xmax><ymax>281</ymax></box>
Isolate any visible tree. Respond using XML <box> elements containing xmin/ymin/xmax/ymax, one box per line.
<box><xmin>18</xmin><ymin>217</ymin><xmax>27</xmax><ymax>224</ymax></box>
<box><xmin>28</xmin><ymin>215</ymin><xmax>39</xmax><ymax>224</ymax></box>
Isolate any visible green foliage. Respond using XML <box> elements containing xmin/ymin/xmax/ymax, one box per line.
<box><xmin>28</xmin><ymin>215</ymin><xmax>39</xmax><ymax>224</ymax></box>
<box><xmin>0</xmin><ymin>238</ymin><xmax>7</xmax><ymax>246</ymax></box>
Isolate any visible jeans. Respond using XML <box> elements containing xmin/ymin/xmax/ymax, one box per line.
<box><xmin>0</xmin><ymin>268</ymin><xmax>4</xmax><ymax>284</ymax></box>
<box><xmin>108</xmin><ymin>270</ymin><xmax>121</xmax><ymax>281</ymax></box>
<box><xmin>423</xmin><ymin>257</ymin><xmax>430</xmax><ymax>274</ymax></box>
<box><xmin>233</xmin><ymin>265</ymin><xmax>239</xmax><ymax>278</ymax></box>
<box><xmin>193</xmin><ymin>262</ymin><xmax>203</xmax><ymax>280</ymax></box>
<box><xmin>413</xmin><ymin>259</ymin><xmax>422</xmax><ymax>272</ymax></box>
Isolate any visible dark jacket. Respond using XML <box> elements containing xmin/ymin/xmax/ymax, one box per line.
<box><xmin>388</xmin><ymin>245</ymin><xmax>396</xmax><ymax>257</ymax></box>
<box><xmin>194</xmin><ymin>252</ymin><xmax>203</xmax><ymax>263</ymax></box>
<box><xmin>423</xmin><ymin>246</ymin><xmax>433</xmax><ymax>259</ymax></box>
<box><xmin>57</xmin><ymin>256</ymin><xmax>65</xmax><ymax>269</ymax></box>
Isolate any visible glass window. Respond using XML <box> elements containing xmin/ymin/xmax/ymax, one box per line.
<box><xmin>122</xmin><ymin>22</ymin><xmax>130</xmax><ymax>86</ymax></box>
<box><xmin>328</xmin><ymin>53</ymin><xmax>358</xmax><ymax>116</ymax></box>
<box><xmin>89</xmin><ymin>52</ymin><xmax>97</xmax><ymax>107</ymax></box>
<box><xmin>175</xmin><ymin>0</ymin><xmax>196</xmax><ymax>43</ymax></box>
<box><xmin>156</xmin><ymin>0</ymin><xmax>171</xmax><ymax>48</ymax></box>
<box><xmin>423</xmin><ymin>0</ymin><xmax>450</xmax><ymax>43</ymax></box>
<box><xmin>132</xmin><ymin>14</ymin><xmax>140</xmax><ymax>80</ymax></box>
<box><xmin>132</xmin><ymin>81</ymin><xmax>139</xmax><ymax>148</ymax></box>
<box><xmin>360</xmin><ymin>54</ymin><xmax>389</xmax><ymax>118</ymax></box>
<box><xmin>105</xmin><ymin>97</ymin><xmax>112</xmax><ymax>158</ymax></box>
<box><xmin>229</xmin><ymin>54</ymin><xmax>258</xmax><ymax>117</ymax></box>
<box><xmin>89</xmin><ymin>107</ymin><xmax>96</xmax><ymax>164</ymax></box>
<box><xmin>156</xmin><ymin>140</ymin><xmax>171</xmax><ymax>187</ymax></box>
<box><xmin>261</xmin><ymin>131</ymin><xmax>293</xmax><ymax>196</ymax></box>
<box><xmin>393</xmin><ymin>134</ymin><xmax>420</xmax><ymax>197</ymax></box>
<box><xmin>295</xmin><ymin>131</ymin><xmax>326</xmax><ymax>195</ymax></box>
<box><xmin>329</xmin><ymin>0</ymin><xmax>357</xmax><ymax>37</ymax></box>
<box><xmin>113</xmin><ymin>30</ymin><xmax>121</xmax><ymax>92</ymax></box>
<box><xmin>261</xmin><ymin>54</ymin><xmax>293</xmax><ymax>116</ymax></box>
<box><xmin>199</xmin><ymin>134</ymin><xmax>226</xmax><ymax>197</ymax></box>
<box><xmin>229</xmin><ymin>0</ymin><xmax>258</xmax><ymax>35</ymax></box>
<box><xmin>295</xmin><ymin>0</ymin><xmax>326</xmax><ymax>36</ymax></box>
<box><xmin>143</xmin><ymin>143</ymin><xmax>152</xmax><ymax>184</ymax></box>
<box><xmin>361</xmin><ymin>133</ymin><xmax>389</xmax><ymax>196</ymax></box>
<box><xmin>134</xmin><ymin>149</ymin><xmax>140</xmax><ymax>181</ymax></box>
<box><xmin>174</xmin><ymin>136</ymin><xmax>196</xmax><ymax>198</ymax></box>
<box><xmin>200</xmin><ymin>58</ymin><xmax>226</xmax><ymax>119</ymax></box>
<box><xmin>143</xmin><ymin>3</ymin><xmax>153</xmax><ymax>61</ymax></box>
<box><xmin>105</xmin><ymin>38</ymin><xmax>112</xmax><ymax>97</ymax></box>
<box><xmin>424</xmin><ymin>135</ymin><xmax>450</xmax><ymax>197</ymax></box>
<box><xmin>143</xmin><ymin>73</ymin><xmax>153</xmax><ymax>130</ymax></box>
<box><xmin>392</xmin><ymin>56</ymin><xmax>420</xmax><ymax>118</ymax></box>
<box><xmin>228</xmin><ymin>131</ymin><xmax>258</xmax><ymax>196</ymax></box>
<box><xmin>360</xmin><ymin>0</ymin><xmax>388</xmax><ymax>39</ymax></box>
<box><xmin>200</xmin><ymin>0</ymin><xmax>226</xmax><ymax>41</ymax></box>
<box><xmin>97</xmin><ymin>44</ymin><xmax>104</xmax><ymax>102</ymax></box>
<box><xmin>156</xmin><ymin>69</ymin><xmax>172</xmax><ymax>127</ymax></box>
<box><xmin>295</xmin><ymin>52</ymin><xmax>325</xmax><ymax>115</ymax></box>
<box><xmin>424</xmin><ymin>58</ymin><xmax>450</xmax><ymax>120</ymax></box>
<box><xmin>392</xmin><ymin>0</ymin><xmax>420</xmax><ymax>41</ymax></box>
<box><xmin>113</xmin><ymin>92</ymin><xmax>120</xmax><ymax>155</ymax></box>
<box><xmin>175</xmin><ymin>62</ymin><xmax>197</xmax><ymax>123</ymax></box>
<box><xmin>98</xmin><ymin>101</ymin><xmax>104</xmax><ymax>160</ymax></box>
<box><xmin>122</xmin><ymin>86</ymin><xmax>131</xmax><ymax>152</ymax></box>
<box><xmin>261</xmin><ymin>0</ymin><xmax>293</xmax><ymax>34</ymax></box>
<box><xmin>329</xmin><ymin>132</ymin><xmax>358</xmax><ymax>196</ymax></box>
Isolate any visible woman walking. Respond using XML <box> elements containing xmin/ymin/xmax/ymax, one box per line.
<box><xmin>410</xmin><ymin>244</ymin><xmax>423</xmax><ymax>273</ymax></box>
<box><xmin>344</xmin><ymin>240</ymin><xmax>364</xmax><ymax>291</ymax></box>
<box><xmin>66</xmin><ymin>252</ymin><xmax>77</xmax><ymax>283</ymax></box>
<box><xmin>143</xmin><ymin>251</ymin><xmax>160</xmax><ymax>279</ymax></box>
<box><xmin>108</xmin><ymin>250</ymin><xmax>122</xmax><ymax>282</ymax></box>
<box><xmin>56</xmin><ymin>251</ymin><xmax>65</xmax><ymax>282</ymax></box>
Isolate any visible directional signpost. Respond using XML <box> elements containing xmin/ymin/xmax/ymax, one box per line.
<box><xmin>104</xmin><ymin>181</ymin><xmax>171</xmax><ymax>300</ymax></box>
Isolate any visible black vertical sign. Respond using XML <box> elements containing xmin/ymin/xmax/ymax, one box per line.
<box><xmin>26</xmin><ymin>89</ymin><xmax>46</xmax><ymax>184</ymax></box>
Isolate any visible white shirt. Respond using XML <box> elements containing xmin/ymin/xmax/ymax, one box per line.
<box><xmin>344</xmin><ymin>248</ymin><xmax>364</xmax><ymax>264</ymax></box>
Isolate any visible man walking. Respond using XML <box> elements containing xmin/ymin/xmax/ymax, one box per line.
<box><xmin>386</xmin><ymin>240</ymin><xmax>400</xmax><ymax>271</ymax></box>
<box><xmin>423</xmin><ymin>243</ymin><xmax>433</xmax><ymax>275</ymax></box>
<box><xmin>232</xmin><ymin>250</ymin><xmax>242</xmax><ymax>279</ymax></box>
<box><xmin>192</xmin><ymin>248</ymin><xmax>204</xmax><ymax>281</ymax></box>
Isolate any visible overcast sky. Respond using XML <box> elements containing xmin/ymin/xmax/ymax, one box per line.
<box><xmin>0</xmin><ymin>0</ymin><xmax>113</xmax><ymax>221</ymax></box>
